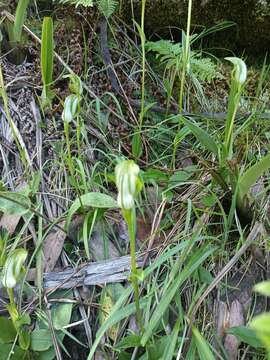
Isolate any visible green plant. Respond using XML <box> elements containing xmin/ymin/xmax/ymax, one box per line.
<box><xmin>41</xmin><ymin>17</ymin><xmax>54</xmax><ymax>108</ymax></box>
<box><xmin>54</xmin><ymin>0</ymin><xmax>119</xmax><ymax>16</ymax></box>
<box><xmin>12</xmin><ymin>0</ymin><xmax>30</xmax><ymax>43</ymax></box>
<box><xmin>98</xmin><ymin>0</ymin><xmax>119</xmax><ymax>17</ymax></box>
<box><xmin>146</xmin><ymin>39</ymin><xmax>219</xmax><ymax>107</ymax></box>
<box><xmin>115</xmin><ymin>159</ymin><xmax>143</xmax><ymax>330</ymax></box>
<box><xmin>170</xmin><ymin>0</ymin><xmax>192</xmax><ymax>168</ymax></box>
<box><xmin>179</xmin><ymin>57</ymin><xmax>270</xmax><ymax>217</ymax></box>
<box><xmin>1</xmin><ymin>248</ymin><xmax>31</xmax><ymax>351</ymax></box>
<box><xmin>3</xmin><ymin>0</ymin><xmax>30</xmax><ymax>64</ymax></box>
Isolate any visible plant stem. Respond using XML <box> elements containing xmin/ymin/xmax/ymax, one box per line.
<box><xmin>123</xmin><ymin>208</ymin><xmax>143</xmax><ymax>332</ymax></box>
<box><xmin>64</xmin><ymin>121</ymin><xmax>74</xmax><ymax>177</ymax></box>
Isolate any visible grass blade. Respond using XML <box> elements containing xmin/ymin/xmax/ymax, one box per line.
<box><xmin>140</xmin><ymin>244</ymin><xmax>216</xmax><ymax>346</ymax></box>
<box><xmin>161</xmin><ymin>319</ymin><xmax>181</xmax><ymax>360</ymax></box>
<box><xmin>192</xmin><ymin>326</ymin><xmax>215</xmax><ymax>360</ymax></box>
<box><xmin>13</xmin><ymin>0</ymin><xmax>30</xmax><ymax>43</ymax></box>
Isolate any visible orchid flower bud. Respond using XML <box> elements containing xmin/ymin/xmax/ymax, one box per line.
<box><xmin>62</xmin><ymin>94</ymin><xmax>79</xmax><ymax>124</ymax></box>
<box><xmin>115</xmin><ymin>160</ymin><xmax>141</xmax><ymax>210</ymax></box>
<box><xmin>2</xmin><ymin>249</ymin><xmax>27</xmax><ymax>289</ymax></box>
<box><xmin>225</xmin><ymin>57</ymin><xmax>247</xmax><ymax>85</ymax></box>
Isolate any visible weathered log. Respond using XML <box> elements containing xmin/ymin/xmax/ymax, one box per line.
<box><xmin>123</xmin><ymin>0</ymin><xmax>270</xmax><ymax>54</ymax></box>
<box><xmin>43</xmin><ymin>255</ymin><xmax>144</xmax><ymax>289</ymax></box>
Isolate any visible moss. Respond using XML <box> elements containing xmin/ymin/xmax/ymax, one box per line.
<box><xmin>122</xmin><ymin>0</ymin><xmax>270</xmax><ymax>54</ymax></box>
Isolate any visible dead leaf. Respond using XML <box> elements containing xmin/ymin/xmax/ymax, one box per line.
<box><xmin>0</xmin><ymin>182</ymin><xmax>27</xmax><ymax>235</ymax></box>
<box><xmin>136</xmin><ymin>215</ymin><xmax>152</xmax><ymax>244</ymax></box>
<box><xmin>224</xmin><ymin>300</ymin><xmax>245</xmax><ymax>360</ymax></box>
<box><xmin>43</xmin><ymin>222</ymin><xmax>66</xmax><ymax>272</ymax></box>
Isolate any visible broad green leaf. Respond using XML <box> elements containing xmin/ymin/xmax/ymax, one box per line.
<box><xmin>192</xmin><ymin>326</ymin><xmax>215</xmax><ymax>360</ymax></box>
<box><xmin>66</xmin><ymin>192</ymin><xmax>118</xmax><ymax>230</ymax></box>
<box><xmin>238</xmin><ymin>153</ymin><xmax>270</xmax><ymax>203</ymax></box>
<box><xmin>13</xmin><ymin>0</ymin><xmax>30</xmax><ymax>43</ymax></box>
<box><xmin>227</xmin><ymin>326</ymin><xmax>262</xmax><ymax>348</ymax></box>
<box><xmin>2</xmin><ymin>248</ymin><xmax>28</xmax><ymax>288</ymax></box>
<box><xmin>0</xmin><ymin>317</ymin><xmax>16</xmax><ymax>344</ymax></box>
<box><xmin>31</xmin><ymin>329</ymin><xmax>53</xmax><ymax>351</ymax></box>
<box><xmin>52</xmin><ymin>303</ymin><xmax>73</xmax><ymax>330</ymax></box>
<box><xmin>38</xmin><ymin>347</ymin><xmax>56</xmax><ymax>360</ymax></box>
<box><xmin>254</xmin><ymin>281</ymin><xmax>270</xmax><ymax>297</ymax></box>
<box><xmin>250</xmin><ymin>313</ymin><xmax>270</xmax><ymax>350</ymax></box>
<box><xmin>140</xmin><ymin>245</ymin><xmax>216</xmax><ymax>346</ymax></box>
<box><xmin>181</xmin><ymin>117</ymin><xmax>219</xmax><ymax>156</ymax></box>
<box><xmin>132</xmin><ymin>132</ymin><xmax>143</xmax><ymax>159</ymax></box>
<box><xmin>41</xmin><ymin>17</ymin><xmax>54</xmax><ymax>95</ymax></box>
<box><xmin>0</xmin><ymin>344</ymin><xmax>26</xmax><ymax>360</ymax></box>
<box><xmin>0</xmin><ymin>192</ymin><xmax>31</xmax><ymax>216</ymax></box>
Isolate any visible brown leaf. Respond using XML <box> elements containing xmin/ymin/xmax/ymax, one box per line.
<box><xmin>0</xmin><ymin>213</ymin><xmax>22</xmax><ymax>235</ymax></box>
<box><xmin>0</xmin><ymin>182</ymin><xmax>27</xmax><ymax>235</ymax></box>
<box><xmin>136</xmin><ymin>215</ymin><xmax>152</xmax><ymax>244</ymax></box>
<box><xmin>43</xmin><ymin>223</ymin><xmax>66</xmax><ymax>272</ymax></box>
<box><xmin>224</xmin><ymin>300</ymin><xmax>245</xmax><ymax>360</ymax></box>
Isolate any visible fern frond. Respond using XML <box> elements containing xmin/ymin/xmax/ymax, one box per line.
<box><xmin>97</xmin><ymin>0</ymin><xmax>118</xmax><ymax>18</ymax></box>
<box><xmin>54</xmin><ymin>0</ymin><xmax>94</xmax><ymax>7</ymax></box>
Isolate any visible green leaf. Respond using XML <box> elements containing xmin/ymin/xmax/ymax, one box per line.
<box><xmin>192</xmin><ymin>326</ymin><xmax>215</xmax><ymax>360</ymax></box>
<box><xmin>0</xmin><ymin>317</ymin><xmax>16</xmax><ymax>344</ymax></box>
<box><xmin>66</xmin><ymin>192</ymin><xmax>118</xmax><ymax>230</ymax></box>
<box><xmin>132</xmin><ymin>132</ymin><xmax>143</xmax><ymax>159</ymax></box>
<box><xmin>169</xmin><ymin>171</ymin><xmax>192</xmax><ymax>187</ymax></box>
<box><xmin>140</xmin><ymin>245</ymin><xmax>216</xmax><ymax>346</ymax></box>
<box><xmin>238</xmin><ymin>154</ymin><xmax>270</xmax><ymax>203</ymax></box>
<box><xmin>0</xmin><ymin>344</ymin><xmax>26</xmax><ymax>360</ymax></box>
<box><xmin>13</xmin><ymin>0</ymin><xmax>30</xmax><ymax>43</ymax></box>
<box><xmin>250</xmin><ymin>313</ymin><xmax>270</xmax><ymax>350</ymax></box>
<box><xmin>116</xmin><ymin>334</ymin><xmax>141</xmax><ymax>350</ymax></box>
<box><xmin>41</xmin><ymin>17</ymin><xmax>54</xmax><ymax>96</ymax></box>
<box><xmin>31</xmin><ymin>329</ymin><xmax>53</xmax><ymax>351</ymax></box>
<box><xmin>0</xmin><ymin>192</ymin><xmax>31</xmax><ymax>216</ymax></box>
<box><xmin>37</xmin><ymin>347</ymin><xmax>56</xmax><ymax>360</ymax></box>
<box><xmin>142</xmin><ymin>168</ymin><xmax>169</xmax><ymax>183</ymax></box>
<box><xmin>97</xmin><ymin>0</ymin><xmax>118</xmax><ymax>18</ymax></box>
<box><xmin>18</xmin><ymin>329</ymin><xmax>30</xmax><ymax>350</ymax></box>
<box><xmin>201</xmin><ymin>194</ymin><xmax>216</xmax><ymax>207</ymax></box>
<box><xmin>227</xmin><ymin>326</ymin><xmax>262</xmax><ymax>348</ymax></box>
<box><xmin>52</xmin><ymin>303</ymin><xmax>73</xmax><ymax>330</ymax></box>
<box><xmin>254</xmin><ymin>281</ymin><xmax>270</xmax><ymax>297</ymax></box>
<box><xmin>181</xmin><ymin>117</ymin><xmax>219</xmax><ymax>156</ymax></box>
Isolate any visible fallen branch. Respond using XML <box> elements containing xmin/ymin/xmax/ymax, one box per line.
<box><xmin>43</xmin><ymin>255</ymin><xmax>144</xmax><ymax>290</ymax></box>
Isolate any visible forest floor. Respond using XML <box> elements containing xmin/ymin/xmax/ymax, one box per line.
<box><xmin>0</xmin><ymin>2</ymin><xmax>270</xmax><ymax>360</ymax></box>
